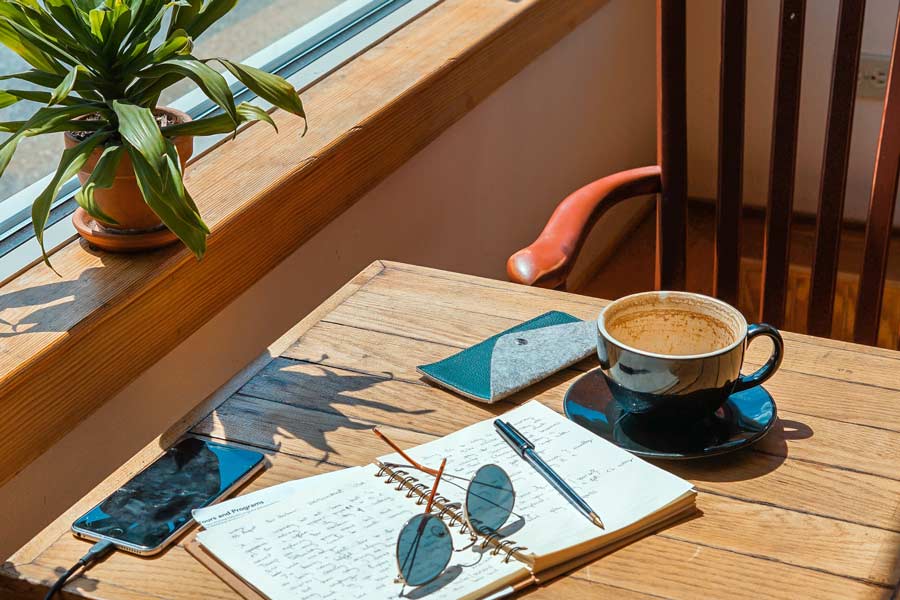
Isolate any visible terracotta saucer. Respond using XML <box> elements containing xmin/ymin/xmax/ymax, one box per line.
<box><xmin>73</xmin><ymin>208</ymin><xmax>178</xmax><ymax>253</ymax></box>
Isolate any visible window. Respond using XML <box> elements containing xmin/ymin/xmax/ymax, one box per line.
<box><xmin>0</xmin><ymin>0</ymin><xmax>439</xmax><ymax>281</ymax></box>
<box><xmin>158</xmin><ymin>0</ymin><xmax>349</xmax><ymax>106</ymax></box>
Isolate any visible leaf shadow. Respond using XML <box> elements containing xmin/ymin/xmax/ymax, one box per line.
<box><xmin>213</xmin><ymin>357</ymin><xmax>437</xmax><ymax>466</ymax></box>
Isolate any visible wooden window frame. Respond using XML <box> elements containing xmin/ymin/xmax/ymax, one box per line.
<box><xmin>0</xmin><ymin>0</ymin><xmax>609</xmax><ymax>487</ymax></box>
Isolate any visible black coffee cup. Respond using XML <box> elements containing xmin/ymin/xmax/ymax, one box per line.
<box><xmin>596</xmin><ymin>291</ymin><xmax>783</xmax><ymax>421</ymax></box>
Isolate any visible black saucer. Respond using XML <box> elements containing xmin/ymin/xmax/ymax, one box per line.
<box><xmin>563</xmin><ymin>370</ymin><xmax>777</xmax><ymax>460</ymax></box>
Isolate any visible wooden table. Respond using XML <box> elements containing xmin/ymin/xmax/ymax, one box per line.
<box><xmin>3</xmin><ymin>261</ymin><xmax>899</xmax><ymax>599</ymax></box>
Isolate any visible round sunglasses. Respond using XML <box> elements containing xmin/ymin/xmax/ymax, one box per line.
<box><xmin>374</xmin><ymin>429</ymin><xmax>517</xmax><ymax>588</ymax></box>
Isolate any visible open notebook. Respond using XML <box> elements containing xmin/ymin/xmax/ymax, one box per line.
<box><xmin>188</xmin><ymin>401</ymin><xmax>696</xmax><ymax>600</ymax></box>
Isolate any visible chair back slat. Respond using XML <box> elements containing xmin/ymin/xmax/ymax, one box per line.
<box><xmin>656</xmin><ymin>0</ymin><xmax>688</xmax><ymax>291</ymax></box>
<box><xmin>714</xmin><ymin>0</ymin><xmax>748</xmax><ymax>307</ymax></box>
<box><xmin>854</xmin><ymin>6</ymin><xmax>900</xmax><ymax>346</ymax></box>
<box><xmin>807</xmin><ymin>0</ymin><xmax>866</xmax><ymax>337</ymax></box>
<box><xmin>760</xmin><ymin>0</ymin><xmax>806</xmax><ymax>328</ymax></box>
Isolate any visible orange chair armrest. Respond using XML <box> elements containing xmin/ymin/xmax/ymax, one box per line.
<box><xmin>507</xmin><ymin>166</ymin><xmax>662</xmax><ymax>288</ymax></box>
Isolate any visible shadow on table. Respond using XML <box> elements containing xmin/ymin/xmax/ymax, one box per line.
<box><xmin>231</xmin><ymin>360</ymin><xmax>437</xmax><ymax>464</ymax></box>
<box><xmin>0</xmin><ymin>559</ymin><xmax>103</xmax><ymax>598</ymax></box>
<box><xmin>657</xmin><ymin>416</ymin><xmax>814</xmax><ymax>483</ymax></box>
<box><xmin>0</xmin><ymin>266</ymin><xmax>107</xmax><ymax>339</ymax></box>
<box><xmin>0</xmin><ymin>241</ymin><xmax>160</xmax><ymax>339</ymax></box>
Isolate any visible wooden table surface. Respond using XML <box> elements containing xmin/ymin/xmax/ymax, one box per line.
<box><xmin>3</xmin><ymin>261</ymin><xmax>899</xmax><ymax>599</ymax></box>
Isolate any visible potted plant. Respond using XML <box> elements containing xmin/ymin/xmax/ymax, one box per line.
<box><xmin>0</xmin><ymin>0</ymin><xmax>306</xmax><ymax>266</ymax></box>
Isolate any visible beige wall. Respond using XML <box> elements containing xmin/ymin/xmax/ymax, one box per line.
<box><xmin>0</xmin><ymin>0</ymin><xmax>657</xmax><ymax>558</ymax></box>
<box><xmin>687</xmin><ymin>0</ymin><xmax>900</xmax><ymax>225</ymax></box>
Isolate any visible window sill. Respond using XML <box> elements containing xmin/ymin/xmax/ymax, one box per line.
<box><xmin>0</xmin><ymin>0</ymin><xmax>608</xmax><ymax>487</ymax></box>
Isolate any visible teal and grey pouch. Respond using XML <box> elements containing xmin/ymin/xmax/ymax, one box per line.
<box><xmin>416</xmin><ymin>311</ymin><xmax>597</xmax><ymax>403</ymax></box>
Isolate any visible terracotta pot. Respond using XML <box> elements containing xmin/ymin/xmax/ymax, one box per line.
<box><xmin>67</xmin><ymin>107</ymin><xmax>194</xmax><ymax>250</ymax></box>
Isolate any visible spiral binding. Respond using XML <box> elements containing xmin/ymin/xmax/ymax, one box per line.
<box><xmin>375</xmin><ymin>461</ymin><xmax>530</xmax><ymax>564</ymax></box>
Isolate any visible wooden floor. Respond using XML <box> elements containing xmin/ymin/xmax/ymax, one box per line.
<box><xmin>579</xmin><ymin>202</ymin><xmax>900</xmax><ymax>348</ymax></box>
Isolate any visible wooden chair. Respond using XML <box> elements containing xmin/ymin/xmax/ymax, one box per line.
<box><xmin>507</xmin><ymin>0</ymin><xmax>900</xmax><ymax>347</ymax></box>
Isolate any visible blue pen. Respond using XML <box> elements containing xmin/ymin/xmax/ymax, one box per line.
<box><xmin>494</xmin><ymin>419</ymin><xmax>605</xmax><ymax>529</ymax></box>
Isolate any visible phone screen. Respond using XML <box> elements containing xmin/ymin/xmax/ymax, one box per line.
<box><xmin>73</xmin><ymin>438</ymin><xmax>263</xmax><ymax>551</ymax></box>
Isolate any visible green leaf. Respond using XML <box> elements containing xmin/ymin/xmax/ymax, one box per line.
<box><xmin>113</xmin><ymin>100</ymin><xmax>209</xmax><ymax>243</ymax></box>
<box><xmin>0</xmin><ymin>16</ymin><xmax>80</xmax><ymax>68</ymax></box>
<box><xmin>0</xmin><ymin>69</ymin><xmax>102</xmax><ymax>100</ymax></box>
<box><xmin>8</xmin><ymin>1</ymin><xmax>94</xmax><ymax>62</ymax></box>
<box><xmin>74</xmin><ymin>143</ymin><xmax>122</xmax><ymax>224</ymax></box>
<box><xmin>0</xmin><ymin>88</ymin><xmax>78</xmax><ymax>105</ymax></box>
<box><xmin>185</xmin><ymin>0</ymin><xmax>236</xmax><ymax>38</ymax></box>
<box><xmin>167</xmin><ymin>0</ymin><xmax>200</xmax><ymax>36</ymax></box>
<box><xmin>162</xmin><ymin>138</ymin><xmax>205</xmax><ymax>229</ymax></box>
<box><xmin>0</xmin><ymin>69</ymin><xmax>62</xmax><ymax>87</ymax></box>
<box><xmin>112</xmin><ymin>100</ymin><xmax>165</xmax><ymax>160</ymax></box>
<box><xmin>119</xmin><ymin>0</ymin><xmax>168</xmax><ymax>60</ymax></box>
<box><xmin>0</xmin><ymin>104</ymin><xmax>104</xmax><ymax>177</ymax></box>
<box><xmin>44</xmin><ymin>0</ymin><xmax>102</xmax><ymax>53</ymax></box>
<box><xmin>0</xmin><ymin>91</ymin><xmax>20</xmax><ymax>108</ymax></box>
<box><xmin>151</xmin><ymin>28</ymin><xmax>192</xmax><ymax>62</ymax></box>
<box><xmin>48</xmin><ymin>65</ymin><xmax>82</xmax><ymax>105</ymax></box>
<box><xmin>88</xmin><ymin>7</ymin><xmax>110</xmax><ymax>41</ymax></box>
<box><xmin>218</xmin><ymin>59</ymin><xmax>305</xmax><ymax>124</ymax></box>
<box><xmin>236</xmin><ymin>103</ymin><xmax>277</xmax><ymax>132</ymax></box>
<box><xmin>0</xmin><ymin>118</ymin><xmax>106</xmax><ymax>133</ymax></box>
<box><xmin>8</xmin><ymin>0</ymin><xmax>41</xmax><ymax>11</ymax></box>
<box><xmin>158</xmin><ymin>112</ymin><xmax>233</xmax><ymax>136</ymax></box>
<box><xmin>135</xmin><ymin>57</ymin><xmax>237</xmax><ymax>124</ymax></box>
<box><xmin>0</xmin><ymin>3</ymin><xmax>38</xmax><ymax>28</ymax></box>
<box><xmin>125</xmin><ymin>140</ymin><xmax>208</xmax><ymax>258</ymax></box>
<box><xmin>0</xmin><ymin>138</ymin><xmax>23</xmax><ymax>178</ymax></box>
<box><xmin>0</xmin><ymin>21</ymin><xmax>63</xmax><ymax>73</ymax></box>
<box><xmin>123</xmin><ymin>26</ymin><xmax>190</xmax><ymax>74</ymax></box>
<box><xmin>160</xmin><ymin>102</ymin><xmax>276</xmax><ymax>136</ymax></box>
<box><xmin>33</xmin><ymin>130</ymin><xmax>109</xmax><ymax>270</ymax></box>
<box><xmin>122</xmin><ymin>0</ymin><xmax>162</xmax><ymax>42</ymax></box>
<box><xmin>74</xmin><ymin>0</ymin><xmax>106</xmax><ymax>13</ymax></box>
<box><xmin>105</xmin><ymin>2</ymin><xmax>133</xmax><ymax>54</ymax></box>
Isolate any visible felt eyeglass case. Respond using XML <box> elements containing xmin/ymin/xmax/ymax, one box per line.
<box><xmin>416</xmin><ymin>311</ymin><xmax>597</xmax><ymax>403</ymax></box>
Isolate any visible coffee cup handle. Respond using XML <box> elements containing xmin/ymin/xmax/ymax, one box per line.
<box><xmin>734</xmin><ymin>323</ymin><xmax>784</xmax><ymax>393</ymax></box>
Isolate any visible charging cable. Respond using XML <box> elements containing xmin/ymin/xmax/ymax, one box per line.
<box><xmin>44</xmin><ymin>540</ymin><xmax>115</xmax><ymax>600</ymax></box>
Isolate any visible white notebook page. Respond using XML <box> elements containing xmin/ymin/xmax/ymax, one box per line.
<box><xmin>196</xmin><ymin>464</ymin><xmax>525</xmax><ymax>600</ymax></box>
<box><xmin>193</xmin><ymin>467</ymin><xmax>366</xmax><ymax>529</ymax></box>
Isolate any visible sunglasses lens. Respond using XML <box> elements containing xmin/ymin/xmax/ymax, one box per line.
<box><xmin>396</xmin><ymin>513</ymin><xmax>452</xmax><ymax>587</ymax></box>
<box><xmin>466</xmin><ymin>464</ymin><xmax>515</xmax><ymax>535</ymax></box>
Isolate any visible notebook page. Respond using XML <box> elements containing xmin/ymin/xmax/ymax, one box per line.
<box><xmin>378</xmin><ymin>401</ymin><xmax>694</xmax><ymax>560</ymax></box>
<box><xmin>193</xmin><ymin>467</ymin><xmax>365</xmax><ymax>529</ymax></box>
<box><xmin>196</xmin><ymin>465</ymin><xmax>525</xmax><ymax>600</ymax></box>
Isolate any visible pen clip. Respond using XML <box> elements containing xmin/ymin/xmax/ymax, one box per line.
<box><xmin>504</xmin><ymin>422</ymin><xmax>534</xmax><ymax>451</ymax></box>
<box><xmin>495</xmin><ymin>419</ymin><xmax>535</xmax><ymax>455</ymax></box>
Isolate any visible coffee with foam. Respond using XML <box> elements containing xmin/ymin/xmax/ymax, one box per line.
<box><xmin>602</xmin><ymin>292</ymin><xmax>745</xmax><ymax>356</ymax></box>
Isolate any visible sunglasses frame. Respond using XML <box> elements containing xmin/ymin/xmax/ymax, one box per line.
<box><xmin>375</xmin><ymin>428</ymin><xmax>517</xmax><ymax>588</ymax></box>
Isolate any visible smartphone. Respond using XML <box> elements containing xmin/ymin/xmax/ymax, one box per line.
<box><xmin>72</xmin><ymin>437</ymin><xmax>264</xmax><ymax>555</ymax></box>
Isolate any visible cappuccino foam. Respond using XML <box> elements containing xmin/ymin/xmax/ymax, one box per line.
<box><xmin>603</xmin><ymin>293</ymin><xmax>744</xmax><ymax>356</ymax></box>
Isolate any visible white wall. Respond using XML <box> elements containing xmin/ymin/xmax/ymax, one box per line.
<box><xmin>0</xmin><ymin>0</ymin><xmax>657</xmax><ymax>558</ymax></box>
<box><xmin>687</xmin><ymin>0</ymin><xmax>900</xmax><ymax>225</ymax></box>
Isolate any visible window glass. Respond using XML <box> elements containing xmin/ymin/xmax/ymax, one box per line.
<box><xmin>0</xmin><ymin>0</ymin><xmax>346</xmax><ymax>204</ymax></box>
